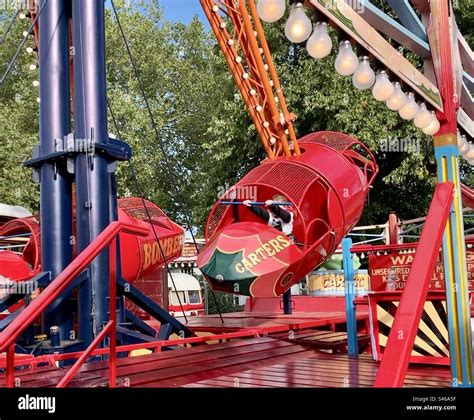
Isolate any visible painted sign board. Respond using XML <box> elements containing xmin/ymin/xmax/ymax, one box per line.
<box><xmin>308</xmin><ymin>269</ymin><xmax>370</xmax><ymax>296</ymax></box>
<box><xmin>369</xmin><ymin>248</ymin><xmax>474</xmax><ymax>291</ymax></box>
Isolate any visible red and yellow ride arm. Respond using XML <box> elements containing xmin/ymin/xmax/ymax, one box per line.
<box><xmin>200</xmin><ymin>0</ymin><xmax>300</xmax><ymax>159</ymax></box>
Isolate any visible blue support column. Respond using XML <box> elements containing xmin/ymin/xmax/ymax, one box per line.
<box><xmin>283</xmin><ymin>289</ymin><xmax>292</xmax><ymax>315</ymax></box>
<box><xmin>342</xmin><ymin>238</ymin><xmax>358</xmax><ymax>357</ymax></box>
<box><xmin>72</xmin><ymin>0</ymin><xmax>111</xmax><ymax>347</ymax></box>
<box><xmin>38</xmin><ymin>0</ymin><xmax>73</xmax><ymax>340</ymax></box>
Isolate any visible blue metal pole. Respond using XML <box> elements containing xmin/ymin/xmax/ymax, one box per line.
<box><xmin>342</xmin><ymin>238</ymin><xmax>358</xmax><ymax>356</ymax></box>
<box><xmin>38</xmin><ymin>0</ymin><xmax>73</xmax><ymax>340</ymax></box>
<box><xmin>283</xmin><ymin>289</ymin><xmax>292</xmax><ymax>315</ymax></box>
<box><xmin>72</xmin><ymin>0</ymin><xmax>111</xmax><ymax>347</ymax></box>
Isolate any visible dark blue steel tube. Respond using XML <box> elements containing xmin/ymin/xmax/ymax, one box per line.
<box><xmin>72</xmin><ymin>0</ymin><xmax>111</xmax><ymax>347</ymax></box>
<box><xmin>283</xmin><ymin>289</ymin><xmax>292</xmax><ymax>315</ymax></box>
<box><xmin>38</xmin><ymin>0</ymin><xmax>73</xmax><ymax>340</ymax></box>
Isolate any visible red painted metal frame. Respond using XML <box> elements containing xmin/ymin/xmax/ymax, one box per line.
<box><xmin>461</xmin><ymin>184</ymin><xmax>474</xmax><ymax>209</ymax></box>
<box><xmin>351</xmin><ymin>235</ymin><xmax>474</xmax><ymax>255</ymax></box>
<box><xmin>0</xmin><ymin>310</ymin><xmax>368</xmax><ymax>372</ymax></box>
<box><xmin>0</xmin><ymin>330</ymin><xmax>264</xmax><ymax>376</ymax></box>
<box><xmin>374</xmin><ymin>182</ymin><xmax>454</xmax><ymax>387</ymax></box>
<box><xmin>57</xmin><ymin>320</ymin><xmax>114</xmax><ymax>388</ymax></box>
<box><xmin>0</xmin><ymin>222</ymin><xmax>149</xmax><ymax>388</ymax></box>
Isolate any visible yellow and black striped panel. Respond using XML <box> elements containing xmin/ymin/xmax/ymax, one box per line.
<box><xmin>376</xmin><ymin>300</ymin><xmax>449</xmax><ymax>357</ymax></box>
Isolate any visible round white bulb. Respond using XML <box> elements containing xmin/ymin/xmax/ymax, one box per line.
<box><xmin>335</xmin><ymin>40</ymin><xmax>358</xmax><ymax>76</ymax></box>
<box><xmin>459</xmin><ymin>135</ymin><xmax>470</xmax><ymax>155</ymax></box>
<box><xmin>386</xmin><ymin>82</ymin><xmax>407</xmax><ymax>111</ymax></box>
<box><xmin>32</xmin><ymin>80</ymin><xmax>39</xmax><ymax>87</ymax></box>
<box><xmin>399</xmin><ymin>93</ymin><xmax>419</xmax><ymax>120</ymax></box>
<box><xmin>352</xmin><ymin>56</ymin><xmax>375</xmax><ymax>90</ymax></box>
<box><xmin>285</xmin><ymin>3</ymin><xmax>312</xmax><ymax>44</ymax></box>
<box><xmin>372</xmin><ymin>71</ymin><xmax>394</xmax><ymax>101</ymax></box>
<box><xmin>26</xmin><ymin>46</ymin><xmax>34</xmax><ymax>54</ymax></box>
<box><xmin>256</xmin><ymin>0</ymin><xmax>286</xmax><ymax>23</ymax></box>
<box><xmin>29</xmin><ymin>64</ymin><xmax>37</xmax><ymax>71</ymax></box>
<box><xmin>465</xmin><ymin>145</ymin><xmax>474</xmax><ymax>161</ymax></box>
<box><xmin>306</xmin><ymin>22</ymin><xmax>332</xmax><ymax>59</ymax></box>
<box><xmin>422</xmin><ymin>112</ymin><xmax>440</xmax><ymax>136</ymax></box>
<box><xmin>19</xmin><ymin>12</ymin><xmax>26</xmax><ymax>19</ymax></box>
<box><xmin>414</xmin><ymin>103</ymin><xmax>433</xmax><ymax>129</ymax></box>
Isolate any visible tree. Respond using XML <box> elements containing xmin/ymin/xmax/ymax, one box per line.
<box><xmin>0</xmin><ymin>1</ymin><xmax>472</xmax><ymax>233</ymax></box>
<box><xmin>0</xmin><ymin>11</ymin><xmax>40</xmax><ymax>211</ymax></box>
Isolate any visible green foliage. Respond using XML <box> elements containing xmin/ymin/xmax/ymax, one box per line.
<box><xmin>206</xmin><ymin>290</ymin><xmax>243</xmax><ymax>315</ymax></box>
<box><xmin>0</xmin><ymin>13</ymin><xmax>40</xmax><ymax>210</ymax></box>
<box><xmin>0</xmin><ymin>2</ymin><xmax>472</xmax><ymax>233</ymax></box>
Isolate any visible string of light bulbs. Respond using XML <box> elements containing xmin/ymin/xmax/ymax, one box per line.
<box><xmin>255</xmin><ymin>0</ymin><xmax>473</xmax><ymax>165</ymax></box>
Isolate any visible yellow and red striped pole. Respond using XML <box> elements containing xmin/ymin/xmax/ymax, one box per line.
<box><xmin>430</xmin><ymin>0</ymin><xmax>473</xmax><ymax>387</ymax></box>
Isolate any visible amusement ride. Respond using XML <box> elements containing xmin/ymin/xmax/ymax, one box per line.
<box><xmin>0</xmin><ymin>0</ymin><xmax>472</xmax><ymax>389</ymax></box>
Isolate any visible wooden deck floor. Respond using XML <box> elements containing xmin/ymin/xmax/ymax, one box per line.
<box><xmin>1</xmin><ymin>331</ymin><xmax>451</xmax><ymax>388</ymax></box>
<box><xmin>167</xmin><ymin>310</ymin><xmax>369</xmax><ymax>334</ymax></box>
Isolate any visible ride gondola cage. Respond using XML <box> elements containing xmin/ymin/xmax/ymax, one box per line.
<box><xmin>197</xmin><ymin>131</ymin><xmax>378</xmax><ymax>297</ymax></box>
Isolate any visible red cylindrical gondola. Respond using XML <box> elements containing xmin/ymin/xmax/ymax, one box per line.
<box><xmin>197</xmin><ymin>132</ymin><xmax>378</xmax><ymax>297</ymax></box>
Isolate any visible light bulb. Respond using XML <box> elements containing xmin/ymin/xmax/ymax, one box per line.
<box><xmin>32</xmin><ymin>80</ymin><xmax>39</xmax><ymax>87</ymax></box>
<box><xmin>306</xmin><ymin>22</ymin><xmax>332</xmax><ymax>59</ymax></box>
<box><xmin>459</xmin><ymin>135</ymin><xmax>470</xmax><ymax>155</ymax></box>
<box><xmin>256</xmin><ymin>0</ymin><xmax>286</xmax><ymax>23</ymax></box>
<box><xmin>29</xmin><ymin>64</ymin><xmax>37</xmax><ymax>71</ymax></box>
<box><xmin>26</xmin><ymin>46</ymin><xmax>34</xmax><ymax>54</ymax></box>
<box><xmin>414</xmin><ymin>103</ymin><xmax>432</xmax><ymax>129</ymax></box>
<box><xmin>422</xmin><ymin>112</ymin><xmax>440</xmax><ymax>135</ymax></box>
<box><xmin>372</xmin><ymin>71</ymin><xmax>394</xmax><ymax>101</ymax></box>
<box><xmin>335</xmin><ymin>40</ymin><xmax>358</xmax><ymax>76</ymax></box>
<box><xmin>285</xmin><ymin>3</ymin><xmax>312</xmax><ymax>44</ymax></box>
<box><xmin>398</xmin><ymin>93</ymin><xmax>419</xmax><ymax>120</ymax></box>
<box><xmin>19</xmin><ymin>12</ymin><xmax>26</xmax><ymax>20</ymax></box>
<box><xmin>386</xmin><ymin>82</ymin><xmax>407</xmax><ymax>111</ymax></box>
<box><xmin>352</xmin><ymin>56</ymin><xmax>375</xmax><ymax>90</ymax></box>
<box><xmin>465</xmin><ymin>145</ymin><xmax>474</xmax><ymax>161</ymax></box>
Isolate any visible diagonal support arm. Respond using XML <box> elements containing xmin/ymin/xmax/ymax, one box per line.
<box><xmin>374</xmin><ymin>182</ymin><xmax>454</xmax><ymax>388</ymax></box>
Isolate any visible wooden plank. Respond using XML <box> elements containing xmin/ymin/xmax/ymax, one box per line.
<box><xmin>18</xmin><ymin>339</ymin><xmax>303</xmax><ymax>388</ymax></box>
<box><xmin>47</xmin><ymin>342</ymin><xmax>311</xmax><ymax>388</ymax></box>
<box><xmin>128</xmin><ymin>346</ymin><xmax>314</xmax><ymax>388</ymax></box>
<box><xmin>0</xmin><ymin>336</ymin><xmax>278</xmax><ymax>385</ymax></box>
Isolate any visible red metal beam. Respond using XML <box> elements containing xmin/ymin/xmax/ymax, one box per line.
<box><xmin>461</xmin><ymin>184</ymin><xmax>474</xmax><ymax>209</ymax></box>
<box><xmin>374</xmin><ymin>182</ymin><xmax>454</xmax><ymax>387</ymax></box>
<box><xmin>56</xmin><ymin>321</ymin><xmax>113</xmax><ymax>388</ymax></box>
<box><xmin>0</xmin><ymin>221</ymin><xmax>148</xmax><ymax>352</ymax></box>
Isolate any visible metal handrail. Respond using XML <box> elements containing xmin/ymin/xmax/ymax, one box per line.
<box><xmin>0</xmin><ymin>221</ymin><xmax>149</xmax><ymax>387</ymax></box>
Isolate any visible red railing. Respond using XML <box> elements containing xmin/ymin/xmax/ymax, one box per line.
<box><xmin>461</xmin><ymin>183</ymin><xmax>474</xmax><ymax>209</ymax></box>
<box><xmin>374</xmin><ymin>182</ymin><xmax>454</xmax><ymax>387</ymax></box>
<box><xmin>0</xmin><ymin>221</ymin><xmax>149</xmax><ymax>388</ymax></box>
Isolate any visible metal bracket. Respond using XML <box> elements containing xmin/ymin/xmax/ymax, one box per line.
<box><xmin>124</xmin><ymin>309</ymin><xmax>158</xmax><ymax>338</ymax></box>
<box><xmin>117</xmin><ymin>277</ymin><xmax>194</xmax><ymax>339</ymax></box>
<box><xmin>25</xmin><ymin>136</ymin><xmax>131</xmax><ymax>174</ymax></box>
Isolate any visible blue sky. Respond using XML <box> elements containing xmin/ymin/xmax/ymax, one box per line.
<box><xmin>158</xmin><ymin>0</ymin><xmax>207</xmax><ymax>23</ymax></box>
